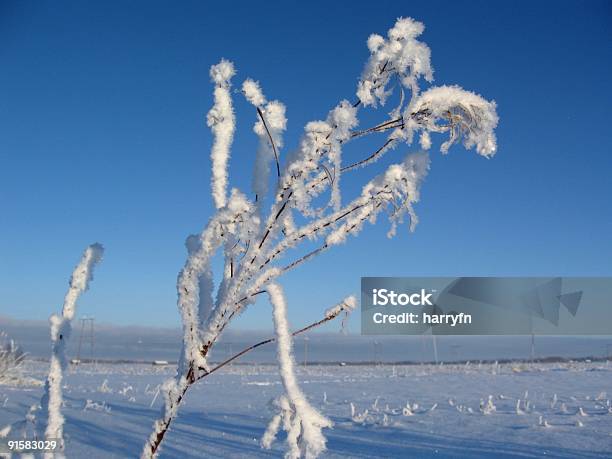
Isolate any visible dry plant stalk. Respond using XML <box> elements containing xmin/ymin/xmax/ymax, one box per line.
<box><xmin>142</xmin><ymin>17</ymin><xmax>498</xmax><ymax>458</ymax></box>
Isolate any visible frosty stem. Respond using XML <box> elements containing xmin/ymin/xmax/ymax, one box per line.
<box><xmin>143</xmin><ymin>16</ymin><xmax>497</xmax><ymax>458</ymax></box>
<box><xmin>143</xmin><ymin>299</ymin><xmax>352</xmax><ymax>458</ymax></box>
<box><xmin>200</xmin><ymin>301</ymin><xmax>350</xmax><ymax>379</ymax></box>
<box><xmin>256</xmin><ymin>106</ymin><xmax>281</xmax><ymax>179</ymax></box>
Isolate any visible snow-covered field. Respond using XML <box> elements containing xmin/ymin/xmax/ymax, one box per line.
<box><xmin>2</xmin><ymin>360</ymin><xmax>611</xmax><ymax>458</ymax></box>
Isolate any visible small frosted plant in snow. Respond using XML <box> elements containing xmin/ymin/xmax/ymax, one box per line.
<box><xmin>40</xmin><ymin>243</ymin><xmax>104</xmax><ymax>456</ymax></box>
<box><xmin>538</xmin><ymin>416</ymin><xmax>551</xmax><ymax>428</ymax></box>
<box><xmin>83</xmin><ymin>399</ymin><xmax>112</xmax><ymax>413</ymax></box>
<box><xmin>402</xmin><ymin>402</ymin><xmax>414</xmax><ymax>417</ymax></box>
<box><xmin>141</xmin><ymin>16</ymin><xmax>498</xmax><ymax>459</ymax></box>
<box><xmin>118</xmin><ymin>384</ymin><xmax>134</xmax><ymax>396</ymax></box>
<box><xmin>350</xmin><ymin>403</ymin><xmax>370</xmax><ymax>424</ymax></box>
<box><xmin>98</xmin><ymin>379</ymin><xmax>113</xmax><ymax>393</ymax></box>
<box><xmin>480</xmin><ymin>395</ymin><xmax>496</xmax><ymax>415</ymax></box>
<box><xmin>515</xmin><ymin>399</ymin><xmax>526</xmax><ymax>415</ymax></box>
<box><xmin>0</xmin><ymin>331</ymin><xmax>27</xmax><ymax>385</ymax></box>
<box><xmin>371</xmin><ymin>396</ymin><xmax>380</xmax><ymax>411</ymax></box>
<box><xmin>0</xmin><ymin>244</ymin><xmax>103</xmax><ymax>457</ymax></box>
<box><xmin>149</xmin><ymin>386</ymin><xmax>161</xmax><ymax>408</ymax></box>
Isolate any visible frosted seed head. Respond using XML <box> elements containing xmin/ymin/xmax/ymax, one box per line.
<box><xmin>210</xmin><ymin>59</ymin><xmax>235</xmax><ymax>87</ymax></box>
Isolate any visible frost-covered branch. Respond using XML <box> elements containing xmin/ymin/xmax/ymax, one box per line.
<box><xmin>176</xmin><ymin>189</ymin><xmax>257</xmax><ymax>373</ymax></box>
<box><xmin>198</xmin><ymin>295</ymin><xmax>357</xmax><ymax>379</ymax></box>
<box><xmin>143</xmin><ymin>191</ymin><xmax>259</xmax><ymax>458</ymax></box>
<box><xmin>41</xmin><ymin>243</ymin><xmax>104</xmax><ymax>455</ymax></box>
<box><xmin>251</xmin><ymin>152</ymin><xmax>430</xmax><ymax>287</ymax></box>
<box><xmin>203</xmin><ymin>150</ymin><xmax>428</xmax><ymax>349</ymax></box>
<box><xmin>357</xmin><ymin>18</ymin><xmax>432</xmax><ymax>108</ymax></box>
<box><xmin>263</xmin><ymin>283</ymin><xmax>332</xmax><ymax>458</ymax></box>
<box><xmin>143</xmin><ymin>289</ymin><xmax>355</xmax><ymax>459</ymax></box>
<box><xmin>208</xmin><ymin>60</ymin><xmax>236</xmax><ymax>209</ymax></box>
<box><xmin>242</xmin><ymin>79</ymin><xmax>287</xmax><ymax>213</ymax></box>
<box><xmin>409</xmin><ymin>85</ymin><xmax>498</xmax><ymax>156</ymax></box>
<box><xmin>143</xmin><ymin>16</ymin><xmax>498</xmax><ymax>458</ymax></box>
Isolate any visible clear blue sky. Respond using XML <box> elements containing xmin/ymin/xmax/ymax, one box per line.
<box><xmin>1</xmin><ymin>1</ymin><xmax>610</xmax><ymax>330</ymax></box>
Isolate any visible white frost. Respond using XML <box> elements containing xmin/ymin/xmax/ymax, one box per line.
<box><xmin>357</xmin><ymin>17</ymin><xmax>432</xmax><ymax>108</ymax></box>
<box><xmin>207</xmin><ymin>59</ymin><xmax>236</xmax><ymax>208</ymax></box>
<box><xmin>411</xmin><ymin>85</ymin><xmax>498</xmax><ymax>156</ymax></box>
<box><xmin>42</xmin><ymin>243</ymin><xmax>104</xmax><ymax>455</ymax></box>
<box><xmin>325</xmin><ymin>296</ymin><xmax>357</xmax><ymax>319</ymax></box>
<box><xmin>264</xmin><ymin>283</ymin><xmax>332</xmax><ymax>458</ymax></box>
<box><xmin>142</xmin><ymin>15</ymin><xmax>499</xmax><ymax>458</ymax></box>
<box><xmin>242</xmin><ymin>78</ymin><xmax>287</xmax><ymax>212</ymax></box>
<box><xmin>242</xmin><ymin>79</ymin><xmax>266</xmax><ymax>107</ymax></box>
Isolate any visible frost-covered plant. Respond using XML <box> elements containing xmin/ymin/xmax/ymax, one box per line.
<box><xmin>142</xmin><ymin>16</ymin><xmax>498</xmax><ymax>458</ymax></box>
<box><xmin>0</xmin><ymin>331</ymin><xmax>27</xmax><ymax>385</ymax></box>
<box><xmin>261</xmin><ymin>283</ymin><xmax>334</xmax><ymax>458</ymax></box>
<box><xmin>0</xmin><ymin>244</ymin><xmax>104</xmax><ymax>456</ymax></box>
<box><xmin>40</xmin><ymin>243</ymin><xmax>104</xmax><ymax>455</ymax></box>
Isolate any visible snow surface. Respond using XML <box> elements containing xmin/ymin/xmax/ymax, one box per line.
<box><xmin>2</xmin><ymin>360</ymin><xmax>611</xmax><ymax>458</ymax></box>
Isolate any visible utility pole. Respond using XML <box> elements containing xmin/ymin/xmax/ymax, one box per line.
<box><xmin>373</xmin><ymin>340</ymin><xmax>382</xmax><ymax>365</ymax></box>
<box><xmin>76</xmin><ymin>316</ymin><xmax>95</xmax><ymax>365</ymax></box>
<box><xmin>432</xmin><ymin>334</ymin><xmax>438</xmax><ymax>364</ymax></box>
<box><xmin>420</xmin><ymin>335</ymin><xmax>427</xmax><ymax>364</ymax></box>
<box><xmin>529</xmin><ymin>316</ymin><xmax>535</xmax><ymax>363</ymax></box>
<box><xmin>226</xmin><ymin>342</ymin><xmax>233</xmax><ymax>365</ymax></box>
<box><xmin>303</xmin><ymin>336</ymin><xmax>309</xmax><ymax>366</ymax></box>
